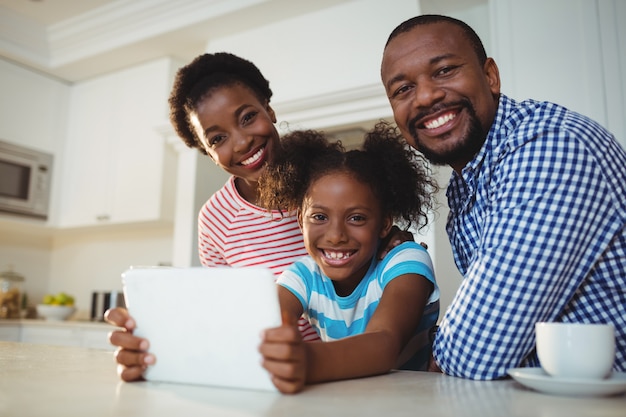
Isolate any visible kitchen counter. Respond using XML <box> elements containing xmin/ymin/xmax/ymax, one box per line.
<box><xmin>0</xmin><ymin>318</ymin><xmax>119</xmax><ymax>330</ymax></box>
<box><xmin>0</xmin><ymin>319</ymin><xmax>119</xmax><ymax>350</ymax></box>
<box><xmin>0</xmin><ymin>341</ymin><xmax>623</xmax><ymax>417</ymax></box>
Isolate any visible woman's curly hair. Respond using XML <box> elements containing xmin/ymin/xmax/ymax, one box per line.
<box><xmin>168</xmin><ymin>52</ymin><xmax>272</xmax><ymax>154</ymax></box>
<box><xmin>259</xmin><ymin>121</ymin><xmax>437</xmax><ymax>230</ymax></box>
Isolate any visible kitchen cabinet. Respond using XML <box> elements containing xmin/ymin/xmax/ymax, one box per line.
<box><xmin>0</xmin><ymin>320</ymin><xmax>118</xmax><ymax>350</ymax></box>
<box><xmin>58</xmin><ymin>58</ymin><xmax>176</xmax><ymax>228</ymax></box>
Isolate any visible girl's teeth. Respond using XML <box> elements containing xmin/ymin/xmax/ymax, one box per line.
<box><xmin>425</xmin><ymin>112</ymin><xmax>456</xmax><ymax>129</ymax></box>
<box><xmin>241</xmin><ymin>147</ymin><xmax>264</xmax><ymax>166</ymax></box>
<box><xmin>324</xmin><ymin>250</ymin><xmax>352</xmax><ymax>260</ymax></box>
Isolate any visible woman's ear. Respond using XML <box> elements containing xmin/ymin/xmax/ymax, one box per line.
<box><xmin>379</xmin><ymin>215</ymin><xmax>394</xmax><ymax>239</ymax></box>
<box><xmin>266</xmin><ymin>103</ymin><xmax>277</xmax><ymax>123</ymax></box>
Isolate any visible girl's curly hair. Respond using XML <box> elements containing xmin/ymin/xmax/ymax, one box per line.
<box><xmin>168</xmin><ymin>52</ymin><xmax>272</xmax><ymax>155</ymax></box>
<box><xmin>259</xmin><ymin>121</ymin><xmax>437</xmax><ymax>230</ymax></box>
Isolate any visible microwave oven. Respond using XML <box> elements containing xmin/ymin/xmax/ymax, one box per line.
<box><xmin>0</xmin><ymin>140</ymin><xmax>53</xmax><ymax>219</ymax></box>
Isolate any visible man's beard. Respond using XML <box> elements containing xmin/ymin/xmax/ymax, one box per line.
<box><xmin>408</xmin><ymin>99</ymin><xmax>486</xmax><ymax>167</ymax></box>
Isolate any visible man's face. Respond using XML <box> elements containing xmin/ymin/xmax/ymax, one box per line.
<box><xmin>381</xmin><ymin>22</ymin><xmax>500</xmax><ymax>172</ymax></box>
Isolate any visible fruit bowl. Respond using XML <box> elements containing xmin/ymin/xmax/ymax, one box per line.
<box><xmin>36</xmin><ymin>304</ymin><xmax>76</xmax><ymax>321</ymax></box>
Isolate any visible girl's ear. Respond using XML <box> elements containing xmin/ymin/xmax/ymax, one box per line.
<box><xmin>379</xmin><ymin>215</ymin><xmax>394</xmax><ymax>239</ymax></box>
<box><xmin>297</xmin><ymin>209</ymin><xmax>304</xmax><ymax>230</ymax></box>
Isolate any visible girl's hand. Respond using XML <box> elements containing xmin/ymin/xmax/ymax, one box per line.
<box><xmin>259</xmin><ymin>322</ymin><xmax>307</xmax><ymax>394</ymax></box>
<box><xmin>105</xmin><ymin>307</ymin><xmax>155</xmax><ymax>381</ymax></box>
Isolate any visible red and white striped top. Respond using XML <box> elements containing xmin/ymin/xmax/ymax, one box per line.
<box><xmin>198</xmin><ymin>176</ymin><xmax>319</xmax><ymax>341</ymax></box>
<box><xmin>198</xmin><ymin>176</ymin><xmax>307</xmax><ymax>274</ymax></box>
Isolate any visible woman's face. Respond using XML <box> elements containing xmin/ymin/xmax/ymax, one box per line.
<box><xmin>298</xmin><ymin>172</ymin><xmax>392</xmax><ymax>296</ymax></box>
<box><xmin>189</xmin><ymin>83</ymin><xmax>279</xmax><ymax>189</ymax></box>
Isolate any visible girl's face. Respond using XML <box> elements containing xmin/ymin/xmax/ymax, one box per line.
<box><xmin>298</xmin><ymin>172</ymin><xmax>393</xmax><ymax>296</ymax></box>
<box><xmin>189</xmin><ymin>83</ymin><xmax>279</xmax><ymax>200</ymax></box>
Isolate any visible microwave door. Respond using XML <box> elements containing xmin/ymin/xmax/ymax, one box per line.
<box><xmin>0</xmin><ymin>155</ymin><xmax>38</xmax><ymax>213</ymax></box>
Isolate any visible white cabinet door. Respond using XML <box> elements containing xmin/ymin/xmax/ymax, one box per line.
<box><xmin>106</xmin><ymin>61</ymin><xmax>175</xmax><ymax>225</ymax></box>
<box><xmin>58</xmin><ymin>59</ymin><xmax>175</xmax><ymax>228</ymax></box>
<box><xmin>60</xmin><ymin>77</ymin><xmax>115</xmax><ymax>226</ymax></box>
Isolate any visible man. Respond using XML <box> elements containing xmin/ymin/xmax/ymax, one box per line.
<box><xmin>380</xmin><ymin>14</ymin><xmax>625</xmax><ymax>380</ymax></box>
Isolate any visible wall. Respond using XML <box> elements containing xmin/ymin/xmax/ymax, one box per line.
<box><xmin>491</xmin><ymin>0</ymin><xmax>626</xmax><ymax>147</ymax></box>
<box><xmin>0</xmin><ymin>57</ymin><xmax>177</xmax><ymax>316</ymax></box>
<box><xmin>49</xmin><ymin>227</ymin><xmax>173</xmax><ymax>319</ymax></box>
<box><xmin>1</xmin><ymin>0</ymin><xmax>624</xmax><ymax>320</ymax></box>
<box><xmin>203</xmin><ymin>0</ymin><xmax>491</xmax><ymax>317</ymax></box>
<box><xmin>0</xmin><ymin>58</ymin><xmax>68</xmax><ymax>303</ymax></box>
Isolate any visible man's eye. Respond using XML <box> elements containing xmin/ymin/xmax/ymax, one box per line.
<box><xmin>435</xmin><ymin>65</ymin><xmax>459</xmax><ymax>77</ymax></box>
<box><xmin>391</xmin><ymin>84</ymin><xmax>412</xmax><ymax>98</ymax></box>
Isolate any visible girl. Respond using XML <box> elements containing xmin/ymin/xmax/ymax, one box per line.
<box><xmin>258</xmin><ymin>123</ymin><xmax>440</xmax><ymax>394</ymax></box>
<box><xmin>106</xmin><ymin>53</ymin><xmax>411</xmax><ymax>381</ymax></box>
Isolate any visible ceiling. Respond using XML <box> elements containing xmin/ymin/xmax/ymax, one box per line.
<box><xmin>0</xmin><ymin>0</ymin><xmax>348</xmax><ymax>83</ymax></box>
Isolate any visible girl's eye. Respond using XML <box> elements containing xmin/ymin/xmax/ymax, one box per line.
<box><xmin>311</xmin><ymin>213</ymin><xmax>327</xmax><ymax>222</ymax></box>
<box><xmin>348</xmin><ymin>214</ymin><xmax>366</xmax><ymax>223</ymax></box>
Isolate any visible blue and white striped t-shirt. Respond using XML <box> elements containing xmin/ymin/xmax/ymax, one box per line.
<box><xmin>277</xmin><ymin>241</ymin><xmax>439</xmax><ymax>369</ymax></box>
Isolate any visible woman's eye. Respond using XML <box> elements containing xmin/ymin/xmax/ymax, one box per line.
<box><xmin>242</xmin><ymin>111</ymin><xmax>258</xmax><ymax>125</ymax></box>
<box><xmin>208</xmin><ymin>134</ymin><xmax>225</xmax><ymax>147</ymax></box>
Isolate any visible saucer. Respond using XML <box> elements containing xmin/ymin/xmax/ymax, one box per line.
<box><xmin>508</xmin><ymin>368</ymin><xmax>626</xmax><ymax>397</ymax></box>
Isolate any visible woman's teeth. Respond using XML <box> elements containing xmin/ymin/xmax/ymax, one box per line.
<box><xmin>424</xmin><ymin>112</ymin><xmax>456</xmax><ymax>129</ymax></box>
<box><xmin>241</xmin><ymin>147</ymin><xmax>264</xmax><ymax>166</ymax></box>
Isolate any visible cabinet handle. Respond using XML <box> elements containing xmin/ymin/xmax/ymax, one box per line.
<box><xmin>96</xmin><ymin>215</ymin><xmax>110</xmax><ymax>222</ymax></box>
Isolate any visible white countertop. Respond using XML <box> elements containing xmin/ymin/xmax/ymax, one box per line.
<box><xmin>0</xmin><ymin>318</ymin><xmax>120</xmax><ymax>330</ymax></box>
<box><xmin>0</xmin><ymin>341</ymin><xmax>623</xmax><ymax>417</ymax></box>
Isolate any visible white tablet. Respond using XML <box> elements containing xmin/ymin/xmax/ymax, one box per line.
<box><xmin>121</xmin><ymin>266</ymin><xmax>281</xmax><ymax>392</ymax></box>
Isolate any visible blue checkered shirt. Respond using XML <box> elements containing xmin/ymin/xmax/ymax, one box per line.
<box><xmin>433</xmin><ymin>94</ymin><xmax>626</xmax><ymax>380</ymax></box>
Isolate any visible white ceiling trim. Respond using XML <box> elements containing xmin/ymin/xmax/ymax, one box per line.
<box><xmin>0</xmin><ymin>7</ymin><xmax>50</xmax><ymax>66</ymax></box>
<box><xmin>1</xmin><ymin>0</ymin><xmax>266</xmax><ymax>69</ymax></box>
<box><xmin>273</xmin><ymin>83</ymin><xmax>393</xmax><ymax>132</ymax></box>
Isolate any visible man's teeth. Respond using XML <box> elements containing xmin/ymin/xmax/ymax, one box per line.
<box><xmin>324</xmin><ymin>250</ymin><xmax>352</xmax><ymax>260</ymax></box>
<box><xmin>424</xmin><ymin>113</ymin><xmax>456</xmax><ymax>129</ymax></box>
<box><xmin>241</xmin><ymin>147</ymin><xmax>264</xmax><ymax>166</ymax></box>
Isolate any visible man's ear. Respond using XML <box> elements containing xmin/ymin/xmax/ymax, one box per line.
<box><xmin>379</xmin><ymin>215</ymin><xmax>394</xmax><ymax>239</ymax></box>
<box><xmin>484</xmin><ymin>57</ymin><xmax>501</xmax><ymax>97</ymax></box>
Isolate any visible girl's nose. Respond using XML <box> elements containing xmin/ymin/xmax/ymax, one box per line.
<box><xmin>325</xmin><ymin>221</ymin><xmax>349</xmax><ymax>244</ymax></box>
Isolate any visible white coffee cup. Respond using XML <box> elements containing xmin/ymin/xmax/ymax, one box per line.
<box><xmin>535</xmin><ymin>322</ymin><xmax>615</xmax><ymax>380</ymax></box>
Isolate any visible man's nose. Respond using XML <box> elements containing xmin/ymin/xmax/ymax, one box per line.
<box><xmin>413</xmin><ymin>77</ymin><xmax>445</xmax><ymax>109</ymax></box>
